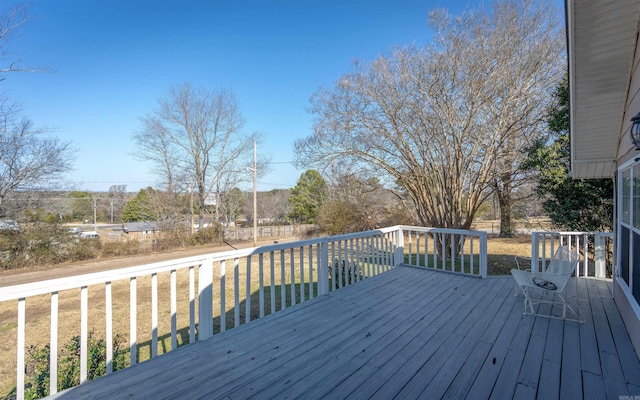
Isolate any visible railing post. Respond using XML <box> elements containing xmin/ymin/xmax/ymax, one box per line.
<box><xmin>394</xmin><ymin>227</ymin><xmax>405</xmax><ymax>267</ymax></box>
<box><xmin>319</xmin><ymin>240</ymin><xmax>329</xmax><ymax>295</ymax></box>
<box><xmin>50</xmin><ymin>291</ymin><xmax>59</xmax><ymax>395</ymax></box>
<box><xmin>198</xmin><ymin>259</ymin><xmax>213</xmax><ymax>340</ymax></box>
<box><xmin>595</xmin><ymin>233</ymin><xmax>606</xmax><ymax>278</ymax></box>
<box><xmin>16</xmin><ymin>298</ymin><xmax>25</xmax><ymax>400</ymax></box>
<box><xmin>479</xmin><ymin>231</ymin><xmax>487</xmax><ymax>279</ymax></box>
<box><xmin>531</xmin><ymin>233</ymin><xmax>540</xmax><ymax>272</ymax></box>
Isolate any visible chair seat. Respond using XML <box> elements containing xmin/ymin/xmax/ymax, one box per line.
<box><xmin>510</xmin><ymin>269</ymin><xmax>567</xmax><ymax>294</ymax></box>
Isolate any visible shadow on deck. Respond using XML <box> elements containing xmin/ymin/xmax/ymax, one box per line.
<box><xmin>52</xmin><ymin>267</ymin><xmax>640</xmax><ymax>399</ymax></box>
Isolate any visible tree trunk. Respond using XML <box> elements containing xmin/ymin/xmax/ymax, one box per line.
<box><xmin>497</xmin><ymin>189</ymin><xmax>514</xmax><ymax>238</ymax></box>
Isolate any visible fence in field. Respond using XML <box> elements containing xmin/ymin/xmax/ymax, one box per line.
<box><xmin>531</xmin><ymin>231</ymin><xmax>614</xmax><ymax>278</ymax></box>
<box><xmin>0</xmin><ymin>225</ymin><xmax>486</xmax><ymax>400</ymax></box>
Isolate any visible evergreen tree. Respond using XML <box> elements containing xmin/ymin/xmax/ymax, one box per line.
<box><xmin>523</xmin><ymin>77</ymin><xmax>613</xmax><ymax>231</ymax></box>
<box><xmin>287</xmin><ymin>170</ymin><xmax>327</xmax><ymax>224</ymax></box>
<box><xmin>69</xmin><ymin>191</ymin><xmax>93</xmax><ymax>222</ymax></box>
<box><xmin>121</xmin><ymin>188</ymin><xmax>156</xmax><ymax>223</ymax></box>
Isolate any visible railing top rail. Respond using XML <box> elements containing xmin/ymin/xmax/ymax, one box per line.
<box><xmin>0</xmin><ymin>226</ymin><xmax>405</xmax><ymax>302</ymax></box>
<box><xmin>0</xmin><ymin>225</ymin><xmax>489</xmax><ymax>302</ymax></box>
<box><xmin>0</xmin><ymin>255</ymin><xmax>214</xmax><ymax>301</ymax></box>
<box><xmin>397</xmin><ymin>225</ymin><xmax>487</xmax><ymax>236</ymax></box>
<box><xmin>532</xmin><ymin>231</ymin><xmax>613</xmax><ymax>237</ymax></box>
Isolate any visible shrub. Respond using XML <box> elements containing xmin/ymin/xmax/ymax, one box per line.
<box><xmin>152</xmin><ymin>229</ymin><xmax>190</xmax><ymax>251</ymax></box>
<box><xmin>328</xmin><ymin>258</ymin><xmax>364</xmax><ymax>288</ymax></box>
<box><xmin>66</xmin><ymin>239</ymin><xmax>101</xmax><ymax>262</ymax></box>
<box><xmin>189</xmin><ymin>225</ymin><xmax>224</xmax><ymax>246</ymax></box>
<box><xmin>100</xmin><ymin>239</ymin><xmax>141</xmax><ymax>257</ymax></box>
<box><xmin>317</xmin><ymin>201</ymin><xmax>361</xmax><ymax>236</ymax></box>
<box><xmin>0</xmin><ymin>223</ymin><xmax>73</xmax><ymax>269</ymax></box>
<box><xmin>19</xmin><ymin>331</ymin><xmax>128</xmax><ymax>400</ymax></box>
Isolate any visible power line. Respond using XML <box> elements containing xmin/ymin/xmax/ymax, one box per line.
<box><xmin>256</xmin><ymin>181</ymin><xmax>293</xmax><ymax>188</ymax></box>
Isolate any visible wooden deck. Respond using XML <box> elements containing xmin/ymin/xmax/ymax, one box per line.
<box><xmin>52</xmin><ymin>267</ymin><xmax>640</xmax><ymax>400</ymax></box>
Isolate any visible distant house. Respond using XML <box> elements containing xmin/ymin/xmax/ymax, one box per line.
<box><xmin>257</xmin><ymin>217</ymin><xmax>275</xmax><ymax>225</ymax></box>
<box><xmin>204</xmin><ymin>193</ymin><xmax>217</xmax><ymax>206</ymax></box>
<box><xmin>122</xmin><ymin>222</ymin><xmax>158</xmax><ymax>239</ymax></box>
<box><xmin>0</xmin><ymin>220</ymin><xmax>20</xmax><ymax>232</ymax></box>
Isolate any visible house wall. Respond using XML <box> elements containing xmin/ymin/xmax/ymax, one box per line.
<box><xmin>620</xmin><ymin>32</ymin><xmax>640</xmax><ymax>166</ymax></box>
<box><xmin>614</xmin><ymin>278</ymin><xmax>640</xmax><ymax>359</ymax></box>
<box><xmin>124</xmin><ymin>230</ymin><xmax>158</xmax><ymax>241</ymax></box>
<box><xmin>617</xmin><ymin>30</ymin><xmax>640</xmax><ymax>360</ymax></box>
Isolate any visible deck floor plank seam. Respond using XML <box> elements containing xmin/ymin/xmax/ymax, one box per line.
<box><xmin>258</xmin><ymin>270</ymin><xmax>488</xmax><ymax>397</ymax></box>
<box><xmin>489</xmin><ymin>348</ymin><xmax>527</xmax><ymax>400</ymax></box>
<box><xmin>393</xmin><ymin>279</ymin><xmax>513</xmax><ymax>399</ymax></box>
<box><xmin>154</xmin><ymin>268</ymin><xmax>443</xmax><ymax>399</ymax></box>
<box><xmin>336</xmin><ymin>276</ymin><xmax>498</xmax><ymax>400</ymax></box>
<box><xmin>465</xmin><ymin>285</ymin><xmax>527</xmax><ymax>399</ymax></box>
<box><xmin>224</xmin><ymin>269</ymin><xmax>465</xmax><ymax>399</ymax></box>
<box><xmin>313</xmin><ymin>278</ymin><xmax>478</xmax><ymax>400</ymax></box>
<box><xmin>585</xmin><ymin>279</ymin><xmax>630</xmax><ymax>399</ymax></box>
<box><xmin>265</xmin><ymin>274</ymin><xmax>475</xmax><ymax>400</ymax></box>
<box><xmin>536</xmin><ymin>359</ymin><xmax>561</xmax><ymax>400</ymax></box>
<box><xmin>595</xmin><ymin>279</ymin><xmax>640</xmax><ymax>390</ymax></box>
<box><xmin>368</xmin><ymin>277</ymin><xmax>509</xmax><ymax>399</ymax></box>
<box><xmin>577</xmin><ymin>277</ymin><xmax>603</xmax><ymax>377</ymax></box>
<box><xmin>192</xmin><ymin>268</ymin><xmax>458</xmax><ymax>398</ymax></box>
<box><xmin>561</xmin><ymin>321</ymin><xmax>583</xmax><ymax>399</ymax></box>
<box><xmin>444</xmin><ymin>280</ymin><xmax>513</xmax><ymax>399</ymax></box>
<box><xmin>62</xmin><ymin>269</ymin><xmax>420</xmax><ymax>399</ymax></box>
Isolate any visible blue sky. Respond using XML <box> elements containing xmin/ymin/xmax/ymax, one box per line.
<box><xmin>3</xmin><ymin>0</ymin><xmax>488</xmax><ymax>192</ymax></box>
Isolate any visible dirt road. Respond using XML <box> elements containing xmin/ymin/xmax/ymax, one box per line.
<box><xmin>0</xmin><ymin>237</ymin><xmax>298</xmax><ymax>287</ymax></box>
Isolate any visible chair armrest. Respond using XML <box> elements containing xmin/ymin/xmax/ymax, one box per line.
<box><xmin>514</xmin><ymin>255</ymin><xmax>532</xmax><ymax>271</ymax></box>
<box><xmin>515</xmin><ymin>255</ymin><xmax>548</xmax><ymax>272</ymax></box>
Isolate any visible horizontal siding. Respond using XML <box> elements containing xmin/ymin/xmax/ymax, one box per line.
<box><xmin>621</xmin><ymin>16</ymin><xmax>640</xmax><ymax>165</ymax></box>
<box><xmin>570</xmin><ymin>0</ymin><xmax>640</xmax><ymax>177</ymax></box>
<box><xmin>572</xmin><ymin>161</ymin><xmax>616</xmax><ymax>179</ymax></box>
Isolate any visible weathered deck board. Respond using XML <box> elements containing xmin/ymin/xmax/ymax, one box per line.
<box><xmin>253</xmin><ymin>272</ymin><xmax>466</xmax><ymax>399</ymax></box>
<box><xmin>587</xmin><ymin>278</ymin><xmax>629</xmax><ymax>399</ymax></box>
<box><xmin>51</xmin><ymin>268</ymin><xmax>640</xmax><ymax>400</ymax></box>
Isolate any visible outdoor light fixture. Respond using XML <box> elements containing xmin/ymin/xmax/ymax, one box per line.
<box><xmin>630</xmin><ymin>112</ymin><xmax>640</xmax><ymax>150</ymax></box>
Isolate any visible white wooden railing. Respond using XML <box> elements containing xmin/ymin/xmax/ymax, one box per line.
<box><xmin>531</xmin><ymin>231</ymin><xmax>614</xmax><ymax>278</ymax></box>
<box><xmin>400</xmin><ymin>226</ymin><xmax>488</xmax><ymax>279</ymax></box>
<box><xmin>0</xmin><ymin>225</ymin><xmax>486</xmax><ymax>399</ymax></box>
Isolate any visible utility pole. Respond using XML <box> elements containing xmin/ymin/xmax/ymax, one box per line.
<box><xmin>253</xmin><ymin>141</ymin><xmax>257</xmax><ymax>247</ymax></box>
<box><xmin>247</xmin><ymin>141</ymin><xmax>257</xmax><ymax>247</ymax></box>
<box><xmin>189</xmin><ymin>181</ymin><xmax>195</xmax><ymax>235</ymax></box>
<box><xmin>93</xmin><ymin>198</ymin><xmax>97</xmax><ymax>232</ymax></box>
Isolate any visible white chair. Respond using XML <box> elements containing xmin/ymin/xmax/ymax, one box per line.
<box><xmin>510</xmin><ymin>245</ymin><xmax>583</xmax><ymax>322</ymax></box>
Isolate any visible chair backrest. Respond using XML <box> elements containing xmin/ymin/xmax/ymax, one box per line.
<box><xmin>546</xmin><ymin>245</ymin><xmax>580</xmax><ymax>276</ymax></box>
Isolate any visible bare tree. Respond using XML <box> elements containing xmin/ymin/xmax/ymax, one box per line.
<box><xmin>476</xmin><ymin>1</ymin><xmax>565</xmax><ymax>236</ymax></box>
<box><xmin>0</xmin><ymin>99</ymin><xmax>75</xmax><ymax>217</ymax></box>
<box><xmin>107</xmin><ymin>184</ymin><xmax>128</xmax><ymax>223</ymax></box>
<box><xmin>133</xmin><ymin>83</ymin><xmax>259</xmax><ymax>222</ymax></box>
<box><xmin>257</xmin><ymin>189</ymin><xmax>291</xmax><ymax>224</ymax></box>
<box><xmin>147</xmin><ymin>189</ymin><xmax>188</xmax><ymax>230</ymax></box>
<box><xmin>0</xmin><ymin>2</ymin><xmax>32</xmax><ymax>77</ymax></box>
<box><xmin>218</xmin><ymin>187</ymin><xmax>245</xmax><ymax>226</ymax></box>
<box><xmin>295</xmin><ymin>0</ymin><xmax>563</xmax><ymax>235</ymax></box>
<box><xmin>0</xmin><ymin>2</ymin><xmax>50</xmax><ymax>81</ymax></box>
<box><xmin>324</xmin><ymin>161</ymin><xmax>393</xmax><ymax>231</ymax></box>
<box><xmin>131</xmin><ymin>117</ymin><xmax>184</xmax><ymax>193</ymax></box>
